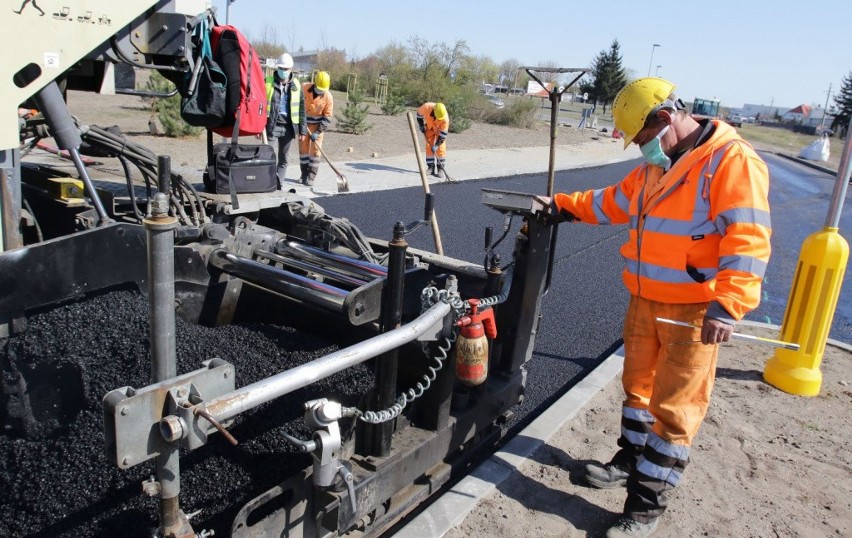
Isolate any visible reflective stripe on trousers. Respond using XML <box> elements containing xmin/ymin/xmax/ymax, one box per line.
<box><xmin>299</xmin><ymin>127</ymin><xmax>323</xmax><ymax>180</ymax></box>
<box><xmin>620</xmin><ymin>295</ymin><xmax>719</xmax><ymax>522</ymax></box>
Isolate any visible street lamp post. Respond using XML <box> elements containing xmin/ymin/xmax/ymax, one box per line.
<box><xmin>647</xmin><ymin>44</ymin><xmax>660</xmax><ymax>77</ymax></box>
<box><xmin>656</xmin><ymin>65</ymin><xmax>662</xmax><ymax>77</ymax></box>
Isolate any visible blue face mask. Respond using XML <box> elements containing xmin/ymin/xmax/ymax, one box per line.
<box><xmin>639</xmin><ymin>125</ymin><xmax>671</xmax><ymax>169</ymax></box>
<box><xmin>276</xmin><ymin>69</ymin><xmax>290</xmax><ymax>80</ymax></box>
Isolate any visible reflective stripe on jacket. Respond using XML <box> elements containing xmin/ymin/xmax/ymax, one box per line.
<box><xmin>265</xmin><ymin>76</ymin><xmax>305</xmax><ymax>137</ymax></box>
<box><xmin>303</xmin><ymin>83</ymin><xmax>333</xmax><ymax>132</ymax></box>
<box><xmin>417</xmin><ymin>102</ymin><xmax>449</xmax><ymax>146</ymax></box>
<box><xmin>553</xmin><ymin>120</ymin><xmax>771</xmax><ymax>320</ymax></box>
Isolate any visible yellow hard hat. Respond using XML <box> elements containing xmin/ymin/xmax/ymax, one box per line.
<box><xmin>612</xmin><ymin>77</ymin><xmax>676</xmax><ymax>149</ymax></box>
<box><xmin>433</xmin><ymin>102</ymin><xmax>447</xmax><ymax>121</ymax></box>
<box><xmin>314</xmin><ymin>71</ymin><xmax>331</xmax><ymax>92</ymax></box>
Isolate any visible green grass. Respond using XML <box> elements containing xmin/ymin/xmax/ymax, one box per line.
<box><xmin>739</xmin><ymin>124</ymin><xmax>843</xmax><ymax>172</ymax></box>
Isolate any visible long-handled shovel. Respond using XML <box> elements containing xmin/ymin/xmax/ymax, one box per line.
<box><xmin>313</xmin><ymin>140</ymin><xmax>349</xmax><ymax>193</ymax></box>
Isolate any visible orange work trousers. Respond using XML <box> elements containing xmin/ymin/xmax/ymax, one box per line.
<box><xmin>298</xmin><ymin>125</ymin><xmax>324</xmax><ymax>181</ymax></box>
<box><xmin>622</xmin><ymin>295</ymin><xmax>719</xmax><ymax>446</ymax></box>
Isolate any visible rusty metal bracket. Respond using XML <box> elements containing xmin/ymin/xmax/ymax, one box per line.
<box><xmin>103</xmin><ymin>358</ymin><xmax>235</xmax><ymax>469</ymax></box>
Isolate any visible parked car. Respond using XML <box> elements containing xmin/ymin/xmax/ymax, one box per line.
<box><xmin>726</xmin><ymin>114</ymin><xmax>743</xmax><ymax>128</ymax></box>
<box><xmin>487</xmin><ymin>94</ymin><xmax>505</xmax><ymax>109</ymax></box>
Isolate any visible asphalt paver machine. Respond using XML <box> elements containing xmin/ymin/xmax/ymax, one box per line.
<box><xmin>0</xmin><ymin>2</ymin><xmax>559</xmax><ymax>537</ymax></box>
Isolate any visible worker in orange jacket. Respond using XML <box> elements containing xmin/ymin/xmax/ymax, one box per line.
<box><xmin>416</xmin><ymin>102</ymin><xmax>449</xmax><ymax>177</ymax></box>
<box><xmin>299</xmin><ymin>71</ymin><xmax>334</xmax><ymax>186</ymax></box>
<box><xmin>548</xmin><ymin>78</ymin><xmax>771</xmax><ymax>538</ymax></box>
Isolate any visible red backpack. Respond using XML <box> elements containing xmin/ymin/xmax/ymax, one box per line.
<box><xmin>210</xmin><ymin>25</ymin><xmax>266</xmax><ymax>136</ymax></box>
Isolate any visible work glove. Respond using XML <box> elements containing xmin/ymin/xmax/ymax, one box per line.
<box><xmin>547</xmin><ymin>199</ymin><xmax>577</xmax><ymax>224</ymax></box>
<box><xmin>310</xmin><ymin>131</ymin><xmax>319</xmax><ymax>142</ymax></box>
<box><xmin>431</xmin><ymin>144</ymin><xmax>438</xmax><ymax>154</ymax></box>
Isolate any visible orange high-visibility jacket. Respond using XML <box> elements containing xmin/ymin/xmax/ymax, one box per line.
<box><xmin>416</xmin><ymin>102</ymin><xmax>449</xmax><ymax>145</ymax></box>
<box><xmin>303</xmin><ymin>83</ymin><xmax>334</xmax><ymax>132</ymax></box>
<box><xmin>553</xmin><ymin>121</ymin><xmax>771</xmax><ymax>321</ymax></box>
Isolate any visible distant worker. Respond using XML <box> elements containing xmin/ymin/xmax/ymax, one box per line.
<box><xmin>299</xmin><ymin>71</ymin><xmax>334</xmax><ymax>186</ymax></box>
<box><xmin>416</xmin><ymin>102</ymin><xmax>449</xmax><ymax>177</ymax></box>
<box><xmin>547</xmin><ymin>78</ymin><xmax>771</xmax><ymax>537</ymax></box>
<box><xmin>266</xmin><ymin>53</ymin><xmax>306</xmax><ymax>188</ymax></box>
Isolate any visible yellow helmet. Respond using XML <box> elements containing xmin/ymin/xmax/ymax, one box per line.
<box><xmin>314</xmin><ymin>71</ymin><xmax>331</xmax><ymax>92</ymax></box>
<box><xmin>612</xmin><ymin>77</ymin><xmax>676</xmax><ymax>149</ymax></box>
<box><xmin>433</xmin><ymin>102</ymin><xmax>447</xmax><ymax>121</ymax></box>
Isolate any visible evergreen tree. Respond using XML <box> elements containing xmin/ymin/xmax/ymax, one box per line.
<box><xmin>380</xmin><ymin>90</ymin><xmax>405</xmax><ymax>116</ymax></box>
<box><xmin>589</xmin><ymin>40</ymin><xmax>628</xmax><ymax>114</ymax></box>
<box><xmin>831</xmin><ymin>71</ymin><xmax>852</xmax><ymax>138</ymax></box>
<box><xmin>145</xmin><ymin>72</ymin><xmax>201</xmax><ymax>137</ymax></box>
<box><xmin>336</xmin><ymin>89</ymin><xmax>373</xmax><ymax>134</ymax></box>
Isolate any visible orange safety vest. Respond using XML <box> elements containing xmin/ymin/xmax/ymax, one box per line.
<box><xmin>303</xmin><ymin>83</ymin><xmax>333</xmax><ymax>131</ymax></box>
<box><xmin>554</xmin><ymin>121</ymin><xmax>771</xmax><ymax>320</ymax></box>
<box><xmin>416</xmin><ymin>102</ymin><xmax>449</xmax><ymax>144</ymax></box>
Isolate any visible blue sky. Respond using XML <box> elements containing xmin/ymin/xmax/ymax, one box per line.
<box><xmin>215</xmin><ymin>0</ymin><xmax>852</xmax><ymax>110</ymax></box>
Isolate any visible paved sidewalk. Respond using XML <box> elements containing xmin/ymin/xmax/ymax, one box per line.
<box><xmin>290</xmin><ymin>137</ymin><xmax>638</xmax><ymax>197</ymax></box>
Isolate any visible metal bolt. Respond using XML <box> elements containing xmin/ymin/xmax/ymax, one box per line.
<box><xmin>223</xmin><ymin>369</ymin><xmax>230</xmax><ymax>379</ymax></box>
<box><xmin>122</xmin><ymin>456</ymin><xmax>130</xmax><ymax>466</ymax></box>
<box><xmin>354</xmin><ymin>302</ymin><xmax>365</xmax><ymax>316</ymax></box>
<box><xmin>120</xmin><ymin>406</ymin><xmax>128</xmax><ymax>416</ymax></box>
<box><xmin>142</xmin><ymin>476</ymin><xmax>161</xmax><ymax>497</ymax></box>
<box><xmin>176</xmin><ymin>387</ymin><xmax>187</xmax><ymax>398</ymax></box>
<box><xmin>160</xmin><ymin>415</ymin><xmax>187</xmax><ymax>443</ymax></box>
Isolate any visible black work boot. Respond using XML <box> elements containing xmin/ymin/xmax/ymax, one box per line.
<box><xmin>430</xmin><ymin>166</ymin><xmax>441</xmax><ymax>178</ymax></box>
<box><xmin>606</xmin><ymin>516</ymin><xmax>659</xmax><ymax>538</ymax></box>
<box><xmin>584</xmin><ymin>461</ymin><xmax>631</xmax><ymax>489</ymax></box>
<box><xmin>584</xmin><ymin>447</ymin><xmax>637</xmax><ymax>489</ymax></box>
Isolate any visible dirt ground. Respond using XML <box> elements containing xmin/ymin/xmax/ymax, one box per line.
<box><xmin>62</xmin><ymin>89</ymin><xmax>600</xmax><ymax>177</ymax></box>
<box><xmin>445</xmin><ymin>327</ymin><xmax>852</xmax><ymax>538</ymax></box>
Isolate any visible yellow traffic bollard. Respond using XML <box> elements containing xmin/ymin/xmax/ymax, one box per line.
<box><xmin>765</xmin><ymin>115</ymin><xmax>852</xmax><ymax>396</ymax></box>
<box><xmin>763</xmin><ymin>227</ymin><xmax>849</xmax><ymax>395</ymax></box>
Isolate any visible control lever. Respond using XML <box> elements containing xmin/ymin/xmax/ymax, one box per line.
<box><xmin>337</xmin><ymin>464</ymin><xmax>358</xmax><ymax>515</ymax></box>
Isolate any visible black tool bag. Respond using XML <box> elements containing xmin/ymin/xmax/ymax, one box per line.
<box><xmin>208</xmin><ymin>141</ymin><xmax>276</xmax><ymax>197</ymax></box>
<box><xmin>203</xmin><ymin>88</ymin><xmax>277</xmax><ymax>209</ymax></box>
<box><xmin>180</xmin><ymin>16</ymin><xmax>227</xmax><ymax>128</ymax></box>
<box><xmin>181</xmin><ymin>56</ymin><xmax>227</xmax><ymax>128</ymax></box>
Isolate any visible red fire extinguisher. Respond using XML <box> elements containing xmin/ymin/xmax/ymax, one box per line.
<box><xmin>455</xmin><ymin>299</ymin><xmax>498</xmax><ymax>386</ymax></box>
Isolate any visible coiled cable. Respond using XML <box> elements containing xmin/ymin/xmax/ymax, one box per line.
<box><xmin>342</xmin><ymin>286</ymin><xmax>463</xmax><ymax>424</ymax></box>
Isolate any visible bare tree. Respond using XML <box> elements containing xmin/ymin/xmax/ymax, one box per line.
<box><xmin>534</xmin><ymin>60</ymin><xmax>563</xmax><ymax>86</ymax></box>
<box><xmin>409</xmin><ymin>36</ymin><xmax>441</xmax><ymax>80</ymax></box>
<box><xmin>438</xmin><ymin>39</ymin><xmax>470</xmax><ymax>78</ymax></box>
<box><xmin>500</xmin><ymin>58</ymin><xmax>522</xmax><ymax>90</ymax></box>
<box><xmin>247</xmin><ymin>23</ymin><xmax>285</xmax><ymax>60</ymax></box>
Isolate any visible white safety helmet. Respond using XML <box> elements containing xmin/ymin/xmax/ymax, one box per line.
<box><xmin>276</xmin><ymin>53</ymin><xmax>294</xmax><ymax>70</ymax></box>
